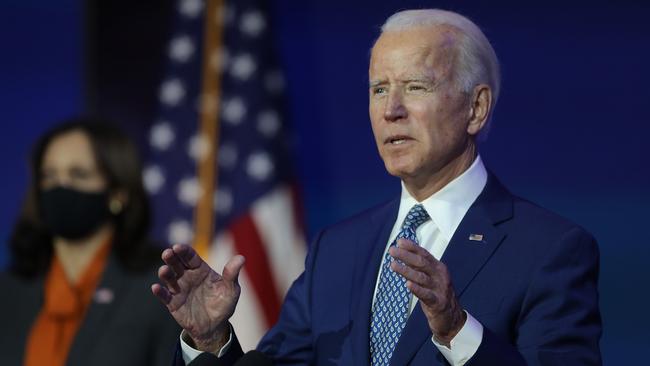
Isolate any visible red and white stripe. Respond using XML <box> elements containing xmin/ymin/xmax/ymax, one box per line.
<box><xmin>208</xmin><ymin>184</ymin><xmax>306</xmax><ymax>351</ymax></box>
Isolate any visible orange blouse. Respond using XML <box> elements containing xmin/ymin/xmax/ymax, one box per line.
<box><xmin>23</xmin><ymin>241</ymin><xmax>111</xmax><ymax>366</ymax></box>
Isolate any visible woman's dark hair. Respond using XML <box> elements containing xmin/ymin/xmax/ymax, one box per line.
<box><xmin>9</xmin><ymin>117</ymin><xmax>158</xmax><ymax>277</ymax></box>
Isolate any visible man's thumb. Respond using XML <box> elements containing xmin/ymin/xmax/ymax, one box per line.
<box><xmin>222</xmin><ymin>255</ymin><xmax>246</xmax><ymax>284</ymax></box>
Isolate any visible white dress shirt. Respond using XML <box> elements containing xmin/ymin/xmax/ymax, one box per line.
<box><xmin>372</xmin><ymin>155</ymin><xmax>487</xmax><ymax>366</ymax></box>
<box><xmin>181</xmin><ymin>156</ymin><xmax>488</xmax><ymax>365</ymax></box>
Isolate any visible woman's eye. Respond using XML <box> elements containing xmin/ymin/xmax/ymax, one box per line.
<box><xmin>40</xmin><ymin>169</ymin><xmax>55</xmax><ymax>181</ymax></box>
<box><xmin>70</xmin><ymin>168</ymin><xmax>92</xmax><ymax>180</ymax></box>
<box><xmin>40</xmin><ymin>174</ymin><xmax>55</xmax><ymax>185</ymax></box>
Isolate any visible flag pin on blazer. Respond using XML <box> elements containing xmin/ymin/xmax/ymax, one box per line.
<box><xmin>469</xmin><ymin>234</ymin><xmax>484</xmax><ymax>242</ymax></box>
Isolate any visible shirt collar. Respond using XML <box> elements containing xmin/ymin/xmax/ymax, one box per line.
<box><xmin>398</xmin><ymin>155</ymin><xmax>488</xmax><ymax>241</ymax></box>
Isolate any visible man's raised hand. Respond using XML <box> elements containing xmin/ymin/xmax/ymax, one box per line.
<box><xmin>389</xmin><ymin>238</ymin><xmax>466</xmax><ymax>346</ymax></box>
<box><xmin>151</xmin><ymin>244</ymin><xmax>245</xmax><ymax>352</ymax></box>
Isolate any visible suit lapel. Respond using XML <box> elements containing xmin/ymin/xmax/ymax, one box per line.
<box><xmin>390</xmin><ymin>174</ymin><xmax>513</xmax><ymax>366</ymax></box>
<box><xmin>66</xmin><ymin>255</ymin><xmax>127</xmax><ymax>365</ymax></box>
<box><xmin>343</xmin><ymin>198</ymin><xmax>399</xmax><ymax>366</ymax></box>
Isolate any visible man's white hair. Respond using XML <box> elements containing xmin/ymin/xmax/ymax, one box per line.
<box><xmin>381</xmin><ymin>9</ymin><xmax>501</xmax><ymax>130</ymax></box>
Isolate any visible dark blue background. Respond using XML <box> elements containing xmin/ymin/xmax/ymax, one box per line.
<box><xmin>1</xmin><ymin>1</ymin><xmax>647</xmax><ymax>364</ymax></box>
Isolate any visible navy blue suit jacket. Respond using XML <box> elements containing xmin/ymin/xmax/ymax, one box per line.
<box><xmin>184</xmin><ymin>174</ymin><xmax>602</xmax><ymax>365</ymax></box>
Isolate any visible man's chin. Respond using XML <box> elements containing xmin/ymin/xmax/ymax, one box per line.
<box><xmin>384</xmin><ymin>164</ymin><xmax>415</xmax><ymax>180</ymax></box>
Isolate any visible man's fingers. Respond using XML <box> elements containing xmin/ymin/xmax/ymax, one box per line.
<box><xmin>391</xmin><ymin>259</ymin><xmax>431</xmax><ymax>287</ymax></box>
<box><xmin>390</xmin><ymin>246</ymin><xmax>427</xmax><ymax>269</ymax></box>
<box><xmin>162</xmin><ymin>248</ymin><xmax>185</xmax><ymax>278</ymax></box>
<box><xmin>406</xmin><ymin>280</ymin><xmax>438</xmax><ymax>305</ymax></box>
<box><xmin>390</xmin><ymin>245</ymin><xmax>435</xmax><ymax>273</ymax></box>
<box><xmin>222</xmin><ymin>255</ymin><xmax>246</xmax><ymax>284</ymax></box>
<box><xmin>171</xmin><ymin>244</ymin><xmax>204</xmax><ymax>269</ymax></box>
<box><xmin>397</xmin><ymin>238</ymin><xmax>437</xmax><ymax>258</ymax></box>
<box><xmin>158</xmin><ymin>265</ymin><xmax>181</xmax><ymax>294</ymax></box>
<box><xmin>151</xmin><ymin>283</ymin><xmax>172</xmax><ymax>305</ymax></box>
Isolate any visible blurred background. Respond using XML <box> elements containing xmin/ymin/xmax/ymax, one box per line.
<box><xmin>0</xmin><ymin>0</ymin><xmax>648</xmax><ymax>363</ymax></box>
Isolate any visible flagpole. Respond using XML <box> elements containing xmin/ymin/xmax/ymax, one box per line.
<box><xmin>194</xmin><ymin>0</ymin><xmax>225</xmax><ymax>258</ymax></box>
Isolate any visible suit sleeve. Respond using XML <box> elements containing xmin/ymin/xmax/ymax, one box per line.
<box><xmin>468</xmin><ymin>226</ymin><xmax>602</xmax><ymax>366</ymax></box>
<box><xmin>254</xmin><ymin>230</ymin><xmax>325</xmax><ymax>364</ymax></box>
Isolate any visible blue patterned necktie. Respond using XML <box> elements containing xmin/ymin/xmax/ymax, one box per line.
<box><xmin>370</xmin><ymin>204</ymin><xmax>431</xmax><ymax>365</ymax></box>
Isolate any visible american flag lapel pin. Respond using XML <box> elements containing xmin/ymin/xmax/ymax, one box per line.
<box><xmin>94</xmin><ymin>287</ymin><xmax>115</xmax><ymax>304</ymax></box>
<box><xmin>469</xmin><ymin>233</ymin><xmax>484</xmax><ymax>242</ymax></box>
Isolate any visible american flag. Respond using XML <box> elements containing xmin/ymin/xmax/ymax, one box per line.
<box><xmin>142</xmin><ymin>0</ymin><xmax>306</xmax><ymax>350</ymax></box>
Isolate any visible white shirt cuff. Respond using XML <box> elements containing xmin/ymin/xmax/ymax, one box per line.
<box><xmin>431</xmin><ymin>311</ymin><xmax>483</xmax><ymax>366</ymax></box>
<box><xmin>179</xmin><ymin>328</ymin><xmax>233</xmax><ymax>364</ymax></box>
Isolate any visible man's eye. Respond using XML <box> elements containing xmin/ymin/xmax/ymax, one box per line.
<box><xmin>372</xmin><ymin>87</ymin><xmax>387</xmax><ymax>95</ymax></box>
<box><xmin>407</xmin><ymin>85</ymin><xmax>426</xmax><ymax>91</ymax></box>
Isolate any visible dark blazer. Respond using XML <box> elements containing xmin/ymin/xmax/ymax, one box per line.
<box><xmin>182</xmin><ymin>174</ymin><xmax>602</xmax><ymax>365</ymax></box>
<box><xmin>0</xmin><ymin>253</ymin><xmax>180</xmax><ymax>366</ymax></box>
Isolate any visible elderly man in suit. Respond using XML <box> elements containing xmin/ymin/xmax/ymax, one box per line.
<box><xmin>152</xmin><ymin>9</ymin><xmax>602</xmax><ymax>366</ymax></box>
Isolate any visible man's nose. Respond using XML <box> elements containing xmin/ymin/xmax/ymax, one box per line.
<box><xmin>384</xmin><ymin>91</ymin><xmax>407</xmax><ymax>121</ymax></box>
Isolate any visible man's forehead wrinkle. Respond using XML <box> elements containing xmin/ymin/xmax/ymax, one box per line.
<box><xmin>369</xmin><ymin>27</ymin><xmax>460</xmax><ymax>85</ymax></box>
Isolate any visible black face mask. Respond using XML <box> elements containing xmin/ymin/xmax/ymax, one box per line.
<box><xmin>39</xmin><ymin>187</ymin><xmax>111</xmax><ymax>241</ymax></box>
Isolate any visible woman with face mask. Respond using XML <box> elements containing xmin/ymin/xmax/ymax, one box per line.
<box><xmin>0</xmin><ymin>118</ymin><xmax>180</xmax><ymax>366</ymax></box>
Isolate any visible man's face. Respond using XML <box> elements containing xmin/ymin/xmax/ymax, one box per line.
<box><xmin>369</xmin><ymin>26</ymin><xmax>475</xmax><ymax>184</ymax></box>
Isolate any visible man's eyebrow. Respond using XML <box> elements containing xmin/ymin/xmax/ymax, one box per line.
<box><xmin>403</xmin><ymin>73</ymin><xmax>436</xmax><ymax>83</ymax></box>
<box><xmin>369</xmin><ymin>77</ymin><xmax>435</xmax><ymax>87</ymax></box>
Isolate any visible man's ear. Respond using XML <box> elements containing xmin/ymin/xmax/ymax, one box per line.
<box><xmin>467</xmin><ymin>84</ymin><xmax>492</xmax><ymax>136</ymax></box>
